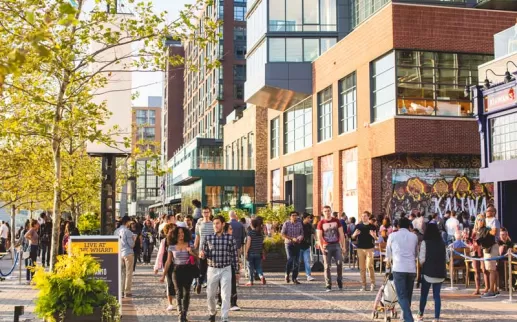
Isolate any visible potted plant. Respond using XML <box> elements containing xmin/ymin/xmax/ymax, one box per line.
<box><xmin>32</xmin><ymin>252</ymin><xmax>120</xmax><ymax>322</ymax></box>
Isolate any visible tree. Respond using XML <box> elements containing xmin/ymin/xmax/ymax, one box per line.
<box><xmin>0</xmin><ymin>0</ymin><xmax>219</xmax><ymax>270</ymax></box>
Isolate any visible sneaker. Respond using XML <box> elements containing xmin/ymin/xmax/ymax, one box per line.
<box><xmin>293</xmin><ymin>279</ymin><xmax>301</xmax><ymax>285</ymax></box>
<box><xmin>481</xmin><ymin>291</ymin><xmax>497</xmax><ymax>298</ymax></box>
<box><xmin>230</xmin><ymin>306</ymin><xmax>241</xmax><ymax>311</ymax></box>
<box><xmin>196</xmin><ymin>283</ymin><xmax>202</xmax><ymax>295</ymax></box>
<box><xmin>325</xmin><ymin>285</ymin><xmax>332</xmax><ymax>292</ymax></box>
<box><xmin>216</xmin><ymin>303</ymin><xmax>221</xmax><ymax>309</ymax></box>
<box><xmin>166</xmin><ymin>305</ymin><xmax>174</xmax><ymax>311</ymax></box>
<box><xmin>359</xmin><ymin>286</ymin><xmax>366</xmax><ymax>292</ymax></box>
<box><xmin>416</xmin><ymin>313</ymin><xmax>424</xmax><ymax>322</ymax></box>
<box><xmin>307</xmin><ymin>276</ymin><xmax>315</xmax><ymax>281</ymax></box>
<box><xmin>208</xmin><ymin>315</ymin><xmax>216</xmax><ymax>322</ymax></box>
<box><xmin>260</xmin><ymin>276</ymin><xmax>266</xmax><ymax>285</ymax></box>
<box><xmin>285</xmin><ymin>275</ymin><xmax>290</xmax><ymax>283</ymax></box>
<box><xmin>370</xmin><ymin>284</ymin><xmax>375</xmax><ymax>292</ymax></box>
<box><xmin>202</xmin><ymin>282</ymin><xmax>208</xmax><ymax>288</ymax></box>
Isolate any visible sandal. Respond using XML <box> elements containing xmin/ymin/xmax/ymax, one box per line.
<box><xmin>472</xmin><ymin>290</ymin><xmax>480</xmax><ymax>295</ymax></box>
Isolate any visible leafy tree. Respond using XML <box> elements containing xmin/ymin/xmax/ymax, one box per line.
<box><xmin>77</xmin><ymin>212</ymin><xmax>101</xmax><ymax>235</ymax></box>
<box><xmin>0</xmin><ymin>0</ymin><xmax>219</xmax><ymax>270</ymax></box>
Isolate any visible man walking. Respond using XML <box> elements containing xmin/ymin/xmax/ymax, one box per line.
<box><xmin>200</xmin><ymin>215</ymin><xmax>239</xmax><ymax>322</ymax></box>
<box><xmin>194</xmin><ymin>207</ymin><xmax>215</xmax><ymax>294</ymax></box>
<box><xmin>386</xmin><ymin>217</ymin><xmax>418</xmax><ymax>322</ymax></box>
<box><xmin>0</xmin><ymin>221</ymin><xmax>9</xmax><ymax>253</ymax></box>
<box><xmin>317</xmin><ymin>206</ymin><xmax>345</xmax><ymax>291</ymax></box>
<box><xmin>483</xmin><ymin>205</ymin><xmax>501</xmax><ymax>298</ymax></box>
<box><xmin>114</xmin><ymin>216</ymin><xmax>135</xmax><ymax>297</ymax></box>
<box><xmin>300</xmin><ymin>213</ymin><xmax>315</xmax><ymax>281</ymax></box>
<box><xmin>352</xmin><ymin>211</ymin><xmax>377</xmax><ymax>291</ymax></box>
<box><xmin>39</xmin><ymin>213</ymin><xmax>52</xmax><ymax>267</ymax></box>
<box><xmin>229</xmin><ymin>211</ymin><xmax>245</xmax><ymax>257</ymax></box>
<box><xmin>281</xmin><ymin>211</ymin><xmax>304</xmax><ymax>284</ymax></box>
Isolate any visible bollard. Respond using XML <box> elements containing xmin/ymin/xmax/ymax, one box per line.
<box><xmin>444</xmin><ymin>246</ymin><xmax>458</xmax><ymax>291</ymax></box>
<box><xmin>14</xmin><ymin>305</ymin><xmax>24</xmax><ymax>322</ymax></box>
<box><xmin>502</xmin><ymin>250</ymin><xmax>516</xmax><ymax>303</ymax></box>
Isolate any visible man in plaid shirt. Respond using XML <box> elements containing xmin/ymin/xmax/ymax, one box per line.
<box><xmin>281</xmin><ymin>211</ymin><xmax>304</xmax><ymax>284</ymax></box>
<box><xmin>200</xmin><ymin>215</ymin><xmax>239</xmax><ymax>322</ymax></box>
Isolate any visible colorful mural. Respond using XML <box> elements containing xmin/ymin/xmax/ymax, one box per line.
<box><xmin>390</xmin><ymin>168</ymin><xmax>494</xmax><ymax>217</ymax></box>
<box><xmin>272</xmin><ymin>169</ymin><xmax>280</xmax><ymax>200</ymax></box>
<box><xmin>320</xmin><ymin>155</ymin><xmax>334</xmax><ymax>210</ymax></box>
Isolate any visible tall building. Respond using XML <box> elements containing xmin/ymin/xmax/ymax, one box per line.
<box><xmin>244</xmin><ymin>0</ymin><xmax>517</xmax><ymax>218</ymax></box>
<box><xmin>130</xmin><ymin>103</ymin><xmax>162</xmax><ymax>216</ymax></box>
<box><xmin>162</xmin><ymin>39</ymin><xmax>185</xmax><ymax>163</ymax></box>
<box><xmin>182</xmin><ymin>0</ymin><xmax>247</xmax><ymax>142</ymax></box>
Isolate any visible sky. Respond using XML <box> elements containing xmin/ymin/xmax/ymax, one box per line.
<box><xmin>132</xmin><ymin>0</ymin><xmax>195</xmax><ymax>106</ymax></box>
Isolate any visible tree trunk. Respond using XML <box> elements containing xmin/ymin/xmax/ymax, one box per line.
<box><xmin>49</xmin><ymin>143</ymin><xmax>62</xmax><ymax>271</ymax></box>
<box><xmin>70</xmin><ymin>197</ymin><xmax>78</xmax><ymax>224</ymax></box>
<box><xmin>10</xmin><ymin>204</ymin><xmax>16</xmax><ymax>261</ymax></box>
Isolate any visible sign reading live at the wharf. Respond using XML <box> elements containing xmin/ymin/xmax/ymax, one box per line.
<box><xmin>69</xmin><ymin>236</ymin><xmax>121</xmax><ymax>305</ymax></box>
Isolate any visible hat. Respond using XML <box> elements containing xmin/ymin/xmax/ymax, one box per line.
<box><xmin>176</xmin><ymin>222</ymin><xmax>187</xmax><ymax>228</ymax></box>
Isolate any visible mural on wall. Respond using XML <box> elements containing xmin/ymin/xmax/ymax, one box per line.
<box><xmin>342</xmin><ymin>148</ymin><xmax>358</xmax><ymax>220</ymax></box>
<box><xmin>321</xmin><ymin>155</ymin><xmax>334</xmax><ymax>210</ymax></box>
<box><xmin>272</xmin><ymin>169</ymin><xmax>281</xmax><ymax>200</ymax></box>
<box><xmin>390</xmin><ymin>168</ymin><xmax>494</xmax><ymax>217</ymax></box>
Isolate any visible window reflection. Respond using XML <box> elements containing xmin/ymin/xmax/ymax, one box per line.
<box><xmin>269</xmin><ymin>0</ymin><xmax>337</xmax><ymax>32</ymax></box>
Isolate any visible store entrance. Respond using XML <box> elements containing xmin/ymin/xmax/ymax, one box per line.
<box><xmin>500</xmin><ymin>180</ymin><xmax>517</xmax><ymax>241</ymax></box>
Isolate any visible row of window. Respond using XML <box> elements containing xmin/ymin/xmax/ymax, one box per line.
<box><xmin>269</xmin><ymin>37</ymin><xmax>337</xmax><ymax>62</ymax></box>
<box><xmin>269</xmin><ymin>0</ymin><xmax>337</xmax><ymax>32</ymax></box>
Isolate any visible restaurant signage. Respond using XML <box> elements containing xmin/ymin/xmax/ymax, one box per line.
<box><xmin>484</xmin><ymin>86</ymin><xmax>517</xmax><ymax>112</ymax></box>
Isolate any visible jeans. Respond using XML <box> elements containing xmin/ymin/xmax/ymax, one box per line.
<box><xmin>40</xmin><ymin>244</ymin><xmax>50</xmax><ymax>266</ymax></box>
<box><xmin>323</xmin><ymin>243</ymin><xmax>343</xmax><ymax>287</ymax></box>
<box><xmin>26</xmin><ymin>245</ymin><xmax>38</xmax><ymax>281</ymax></box>
<box><xmin>247</xmin><ymin>253</ymin><xmax>264</xmax><ymax>283</ymax></box>
<box><xmin>199</xmin><ymin>257</ymin><xmax>208</xmax><ymax>284</ymax></box>
<box><xmin>300</xmin><ymin>247</ymin><xmax>312</xmax><ymax>277</ymax></box>
<box><xmin>207</xmin><ymin>266</ymin><xmax>231</xmax><ymax>320</ymax></box>
<box><xmin>142</xmin><ymin>240</ymin><xmax>153</xmax><ymax>263</ymax></box>
<box><xmin>173</xmin><ymin>265</ymin><xmax>194</xmax><ymax>313</ymax></box>
<box><xmin>166</xmin><ymin>264</ymin><xmax>176</xmax><ymax>297</ymax></box>
<box><xmin>393</xmin><ymin>272</ymin><xmax>416</xmax><ymax>322</ymax></box>
<box><xmin>285</xmin><ymin>243</ymin><xmax>300</xmax><ymax>281</ymax></box>
<box><xmin>419</xmin><ymin>279</ymin><xmax>442</xmax><ymax>319</ymax></box>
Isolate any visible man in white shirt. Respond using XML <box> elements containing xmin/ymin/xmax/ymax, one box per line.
<box><xmin>0</xmin><ymin>221</ymin><xmax>9</xmax><ymax>252</ymax></box>
<box><xmin>386</xmin><ymin>218</ymin><xmax>418</xmax><ymax>322</ymax></box>
<box><xmin>445</xmin><ymin>211</ymin><xmax>459</xmax><ymax>244</ymax></box>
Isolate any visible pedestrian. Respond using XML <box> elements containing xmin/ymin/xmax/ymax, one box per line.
<box><xmin>317</xmin><ymin>206</ymin><xmax>345</xmax><ymax>291</ymax></box>
<box><xmin>229</xmin><ymin>210</ymin><xmax>245</xmax><ymax>258</ymax></box>
<box><xmin>142</xmin><ymin>219</ymin><xmax>155</xmax><ymax>265</ymax></box>
<box><xmin>217</xmin><ymin>223</ymin><xmax>240</xmax><ymax>311</ymax></box>
<box><xmin>130</xmin><ymin>221</ymin><xmax>142</xmax><ymax>271</ymax></box>
<box><xmin>379</xmin><ymin>217</ymin><xmax>393</xmax><ymax>242</ymax></box>
<box><xmin>160</xmin><ymin>226</ymin><xmax>196</xmax><ymax>322</ymax></box>
<box><xmin>468</xmin><ymin>216</ymin><xmax>489</xmax><ymax>295</ymax></box>
<box><xmin>24</xmin><ymin>219</ymin><xmax>39</xmax><ymax>282</ymax></box>
<box><xmin>352</xmin><ymin>211</ymin><xmax>377</xmax><ymax>291</ymax></box>
<box><xmin>114</xmin><ymin>216</ymin><xmax>136</xmax><ymax>298</ymax></box>
<box><xmin>417</xmin><ymin>224</ymin><xmax>446</xmax><ymax>322</ymax></box>
<box><xmin>200</xmin><ymin>215</ymin><xmax>239</xmax><ymax>322</ymax></box>
<box><xmin>445</xmin><ymin>211</ymin><xmax>460</xmax><ymax>244</ymax></box>
<box><xmin>0</xmin><ymin>221</ymin><xmax>8</xmax><ymax>253</ymax></box>
<box><xmin>246</xmin><ymin>218</ymin><xmax>266</xmax><ymax>286</ymax></box>
<box><xmin>477</xmin><ymin>207</ymin><xmax>499</xmax><ymax>298</ymax></box>
<box><xmin>281</xmin><ymin>211</ymin><xmax>304</xmax><ymax>285</ymax></box>
<box><xmin>194</xmin><ymin>207</ymin><xmax>215</xmax><ymax>294</ymax></box>
<box><xmin>192</xmin><ymin>199</ymin><xmax>202</xmax><ymax>222</ymax></box>
<box><xmin>386</xmin><ymin>217</ymin><xmax>418</xmax><ymax>322</ymax></box>
<box><xmin>154</xmin><ymin>223</ymin><xmax>177</xmax><ymax>311</ymax></box>
<box><xmin>300</xmin><ymin>213</ymin><xmax>315</xmax><ymax>282</ymax></box>
<box><xmin>38</xmin><ymin>214</ymin><xmax>52</xmax><ymax>267</ymax></box>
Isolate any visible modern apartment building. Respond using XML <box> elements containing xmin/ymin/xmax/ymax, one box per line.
<box><xmin>162</xmin><ymin>39</ymin><xmax>185</xmax><ymax>164</ymax></box>
<box><xmin>182</xmin><ymin>0</ymin><xmax>247</xmax><ymax>143</ymax></box>
<box><xmin>244</xmin><ymin>0</ymin><xmax>517</xmax><ymax>218</ymax></box>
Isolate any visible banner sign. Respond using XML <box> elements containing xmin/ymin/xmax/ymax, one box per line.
<box><xmin>69</xmin><ymin>236</ymin><xmax>121</xmax><ymax>307</ymax></box>
<box><xmin>484</xmin><ymin>86</ymin><xmax>517</xmax><ymax>113</ymax></box>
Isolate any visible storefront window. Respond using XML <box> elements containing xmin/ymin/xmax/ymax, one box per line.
<box><xmin>491</xmin><ymin>112</ymin><xmax>517</xmax><ymax>162</ymax></box>
<box><xmin>283</xmin><ymin>160</ymin><xmax>313</xmax><ymax>212</ymax></box>
<box><xmin>181</xmin><ymin>181</ymin><xmax>202</xmax><ymax>215</ymax></box>
<box><xmin>223</xmin><ymin>186</ymin><xmax>238</xmax><ymax>207</ymax></box>
<box><xmin>205</xmin><ymin>186</ymin><xmax>222</xmax><ymax>208</ymax></box>
<box><xmin>396</xmin><ymin>50</ymin><xmax>492</xmax><ymax>117</ymax></box>
<box><xmin>241</xmin><ymin>187</ymin><xmax>255</xmax><ymax>206</ymax></box>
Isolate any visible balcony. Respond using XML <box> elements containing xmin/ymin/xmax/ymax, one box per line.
<box><xmin>475</xmin><ymin>0</ymin><xmax>517</xmax><ymax>10</ymax></box>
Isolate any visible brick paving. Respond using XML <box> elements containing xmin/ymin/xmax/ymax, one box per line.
<box><xmin>2</xmin><ymin>254</ymin><xmax>517</xmax><ymax>322</ymax></box>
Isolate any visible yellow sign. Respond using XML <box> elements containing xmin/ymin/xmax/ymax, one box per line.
<box><xmin>71</xmin><ymin>241</ymin><xmax>119</xmax><ymax>254</ymax></box>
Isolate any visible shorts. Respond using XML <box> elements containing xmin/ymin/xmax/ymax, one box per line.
<box><xmin>483</xmin><ymin>244</ymin><xmax>498</xmax><ymax>271</ymax></box>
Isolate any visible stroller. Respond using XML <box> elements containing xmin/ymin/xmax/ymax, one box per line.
<box><xmin>372</xmin><ymin>271</ymin><xmax>398</xmax><ymax>322</ymax></box>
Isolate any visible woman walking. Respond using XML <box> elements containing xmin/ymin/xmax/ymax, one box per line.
<box><xmin>154</xmin><ymin>223</ymin><xmax>177</xmax><ymax>311</ymax></box>
<box><xmin>466</xmin><ymin>223</ymin><xmax>488</xmax><ymax>295</ymax></box>
<box><xmin>417</xmin><ymin>223</ymin><xmax>446</xmax><ymax>322</ymax></box>
<box><xmin>142</xmin><ymin>220</ymin><xmax>156</xmax><ymax>265</ymax></box>
<box><xmin>160</xmin><ymin>226</ymin><xmax>196</xmax><ymax>322</ymax></box>
<box><xmin>131</xmin><ymin>221</ymin><xmax>143</xmax><ymax>271</ymax></box>
<box><xmin>24</xmin><ymin>220</ymin><xmax>39</xmax><ymax>282</ymax></box>
<box><xmin>246</xmin><ymin>218</ymin><xmax>266</xmax><ymax>286</ymax></box>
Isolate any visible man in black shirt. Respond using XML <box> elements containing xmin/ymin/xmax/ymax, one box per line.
<box><xmin>352</xmin><ymin>211</ymin><xmax>378</xmax><ymax>292</ymax></box>
<box><xmin>300</xmin><ymin>213</ymin><xmax>315</xmax><ymax>281</ymax></box>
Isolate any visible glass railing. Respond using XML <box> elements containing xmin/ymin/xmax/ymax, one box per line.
<box><xmin>494</xmin><ymin>25</ymin><xmax>517</xmax><ymax>59</ymax></box>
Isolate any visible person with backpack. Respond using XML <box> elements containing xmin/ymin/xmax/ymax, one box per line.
<box><xmin>478</xmin><ymin>208</ymin><xmax>500</xmax><ymax>298</ymax></box>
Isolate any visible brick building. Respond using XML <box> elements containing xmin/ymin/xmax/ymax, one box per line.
<box><xmin>262</xmin><ymin>2</ymin><xmax>517</xmax><ymax>219</ymax></box>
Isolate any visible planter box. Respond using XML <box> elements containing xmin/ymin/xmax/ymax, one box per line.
<box><xmin>49</xmin><ymin>307</ymin><xmax>116</xmax><ymax>322</ymax></box>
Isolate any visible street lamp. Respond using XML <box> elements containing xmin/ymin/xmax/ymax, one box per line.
<box><xmin>504</xmin><ymin>61</ymin><xmax>517</xmax><ymax>83</ymax></box>
<box><xmin>483</xmin><ymin>69</ymin><xmax>505</xmax><ymax>90</ymax></box>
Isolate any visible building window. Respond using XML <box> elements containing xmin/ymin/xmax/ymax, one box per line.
<box><xmin>248</xmin><ymin>133</ymin><xmax>253</xmax><ymax>169</ymax></box>
<box><xmin>269</xmin><ymin>0</ymin><xmax>337</xmax><ymax>32</ymax></box>
<box><xmin>234</xmin><ymin>83</ymin><xmax>244</xmax><ymax>100</ymax></box>
<box><xmin>284</xmin><ymin>97</ymin><xmax>312</xmax><ymax>154</ymax></box>
<box><xmin>318</xmin><ymin>86</ymin><xmax>332</xmax><ymax>142</ymax></box>
<box><xmin>271</xmin><ymin>169</ymin><xmax>281</xmax><ymax>200</ymax></box>
<box><xmin>270</xmin><ymin>117</ymin><xmax>280</xmax><ymax>158</ymax></box>
<box><xmin>353</xmin><ymin>0</ymin><xmax>390</xmax><ymax>27</ymax></box>
<box><xmin>372</xmin><ymin>51</ymin><xmax>396</xmax><ymax>122</ymax></box>
<box><xmin>234</xmin><ymin>26</ymin><xmax>246</xmax><ymax>41</ymax></box>
<box><xmin>136</xmin><ymin>110</ymin><xmax>147</xmax><ymax>125</ymax></box>
<box><xmin>234</xmin><ymin>6</ymin><xmax>247</xmax><ymax>21</ymax></box>
<box><xmin>233</xmin><ymin>65</ymin><xmax>246</xmax><ymax>81</ymax></box>
<box><xmin>339</xmin><ymin>72</ymin><xmax>356</xmax><ymax>134</ymax></box>
<box><xmin>284</xmin><ymin>160</ymin><xmax>313</xmax><ymax>212</ymax></box>
<box><xmin>268</xmin><ymin>37</ymin><xmax>336</xmax><ymax>62</ymax></box>
<box><xmin>234</xmin><ymin>42</ymin><xmax>247</xmax><ymax>59</ymax></box>
<box><xmin>491</xmin><ymin>112</ymin><xmax>517</xmax><ymax>162</ymax></box>
<box><xmin>396</xmin><ymin>50</ymin><xmax>492</xmax><ymax>117</ymax></box>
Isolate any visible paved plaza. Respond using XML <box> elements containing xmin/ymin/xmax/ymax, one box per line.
<box><xmin>2</xmin><ymin>255</ymin><xmax>517</xmax><ymax>322</ymax></box>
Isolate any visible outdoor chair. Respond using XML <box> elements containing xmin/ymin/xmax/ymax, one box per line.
<box><xmin>447</xmin><ymin>247</ymin><xmax>467</xmax><ymax>285</ymax></box>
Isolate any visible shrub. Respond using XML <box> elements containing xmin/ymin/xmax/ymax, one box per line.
<box><xmin>263</xmin><ymin>233</ymin><xmax>286</xmax><ymax>255</ymax></box>
<box><xmin>77</xmin><ymin>212</ymin><xmax>101</xmax><ymax>235</ymax></box>
<box><xmin>218</xmin><ymin>208</ymin><xmax>249</xmax><ymax>222</ymax></box>
<box><xmin>257</xmin><ymin>204</ymin><xmax>294</xmax><ymax>225</ymax></box>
